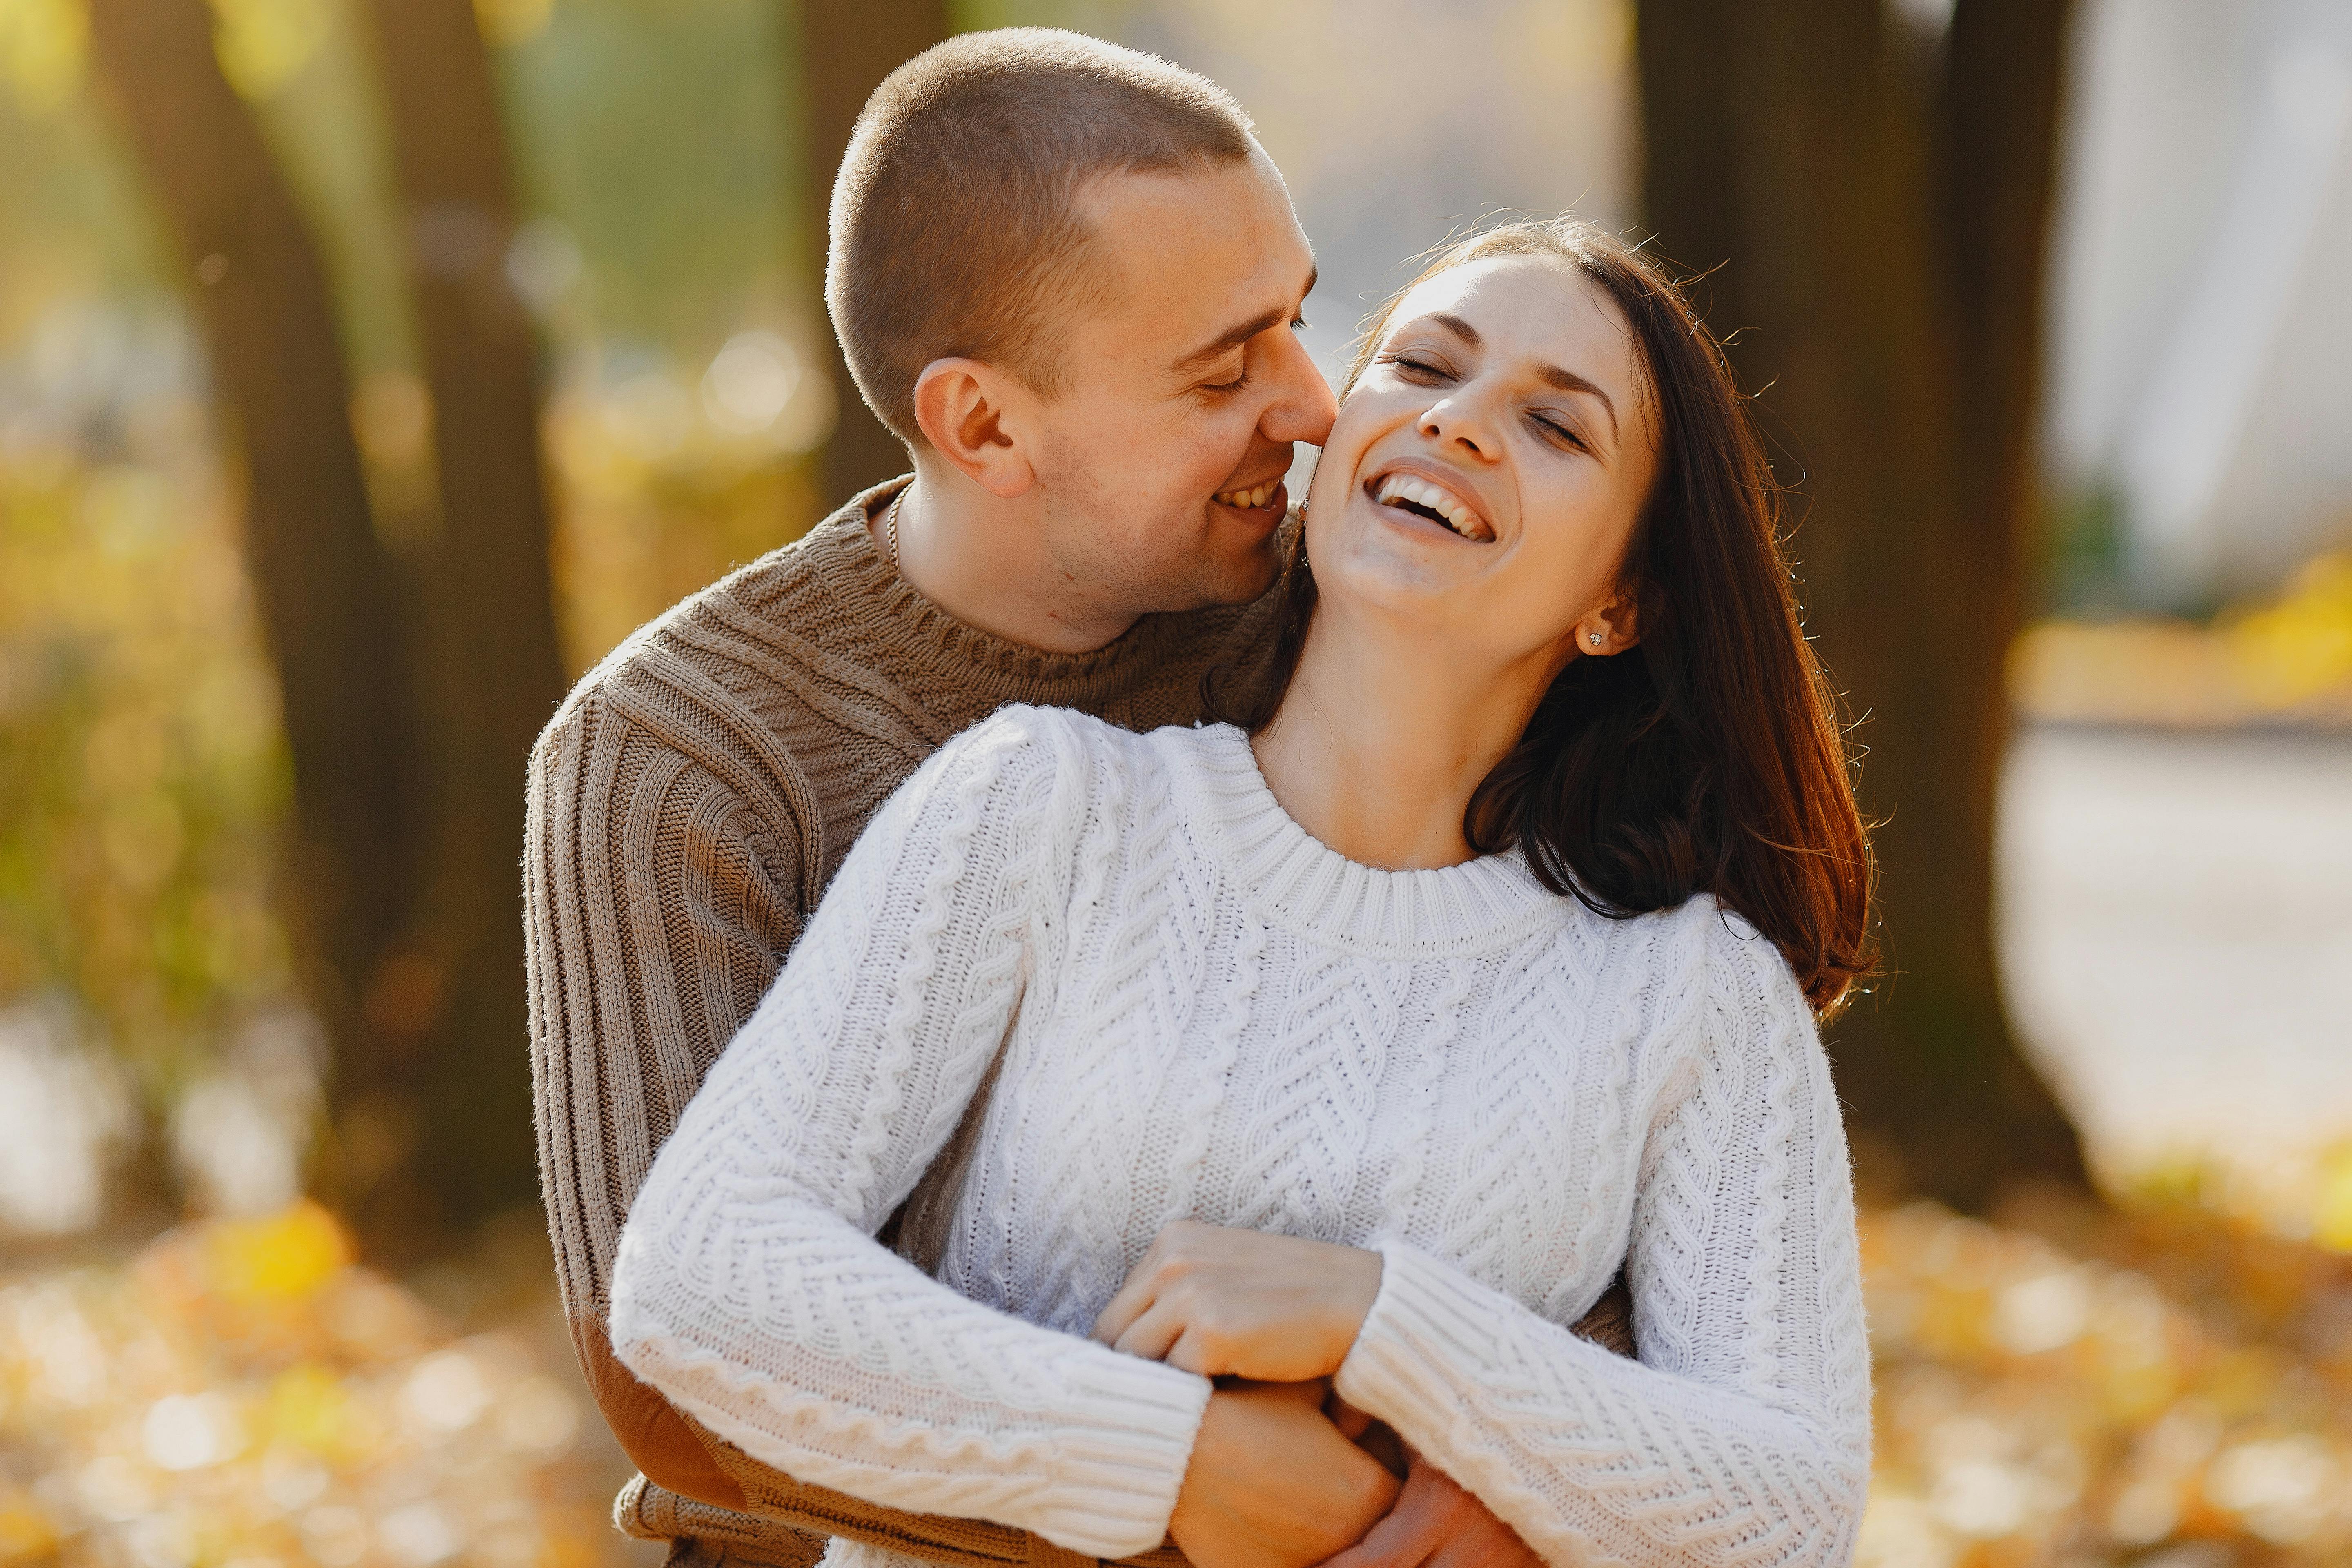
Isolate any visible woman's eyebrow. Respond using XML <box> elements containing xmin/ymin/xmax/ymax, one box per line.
<box><xmin>1428</xmin><ymin>312</ymin><xmax>1481</xmax><ymax>347</ymax></box>
<box><xmin>1535</xmin><ymin>364</ymin><xmax>1619</xmax><ymax>442</ymax></box>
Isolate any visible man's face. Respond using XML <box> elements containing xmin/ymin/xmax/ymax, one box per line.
<box><xmin>1030</xmin><ymin>149</ymin><xmax>1336</xmax><ymax>616</ymax></box>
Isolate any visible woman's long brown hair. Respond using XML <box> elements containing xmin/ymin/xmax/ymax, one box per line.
<box><xmin>1210</xmin><ymin>218</ymin><xmax>1875</xmax><ymax>1016</ymax></box>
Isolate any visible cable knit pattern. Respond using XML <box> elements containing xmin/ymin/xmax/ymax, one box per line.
<box><xmin>611</xmin><ymin>707</ymin><xmax>1871</xmax><ymax>1568</ymax></box>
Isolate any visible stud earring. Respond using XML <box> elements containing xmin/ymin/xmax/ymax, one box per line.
<box><xmin>1588</xmin><ymin>631</ymin><xmax>1603</xmax><ymax>647</ymax></box>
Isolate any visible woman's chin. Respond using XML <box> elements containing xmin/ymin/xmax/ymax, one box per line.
<box><xmin>1319</xmin><ymin>512</ymin><xmax>1495</xmax><ymax>604</ymax></box>
<box><xmin>1316</xmin><ymin>566</ymin><xmax>1503</xmax><ymax>657</ymax></box>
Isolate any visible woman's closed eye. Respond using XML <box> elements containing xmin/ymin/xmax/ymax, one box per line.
<box><xmin>1531</xmin><ymin>410</ymin><xmax>1591</xmax><ymax>452</ymax></box>
<box><xmin>1383</xmin><ymin>351</ymin><xmax>1454</xmax><ymax>383</ymax></box>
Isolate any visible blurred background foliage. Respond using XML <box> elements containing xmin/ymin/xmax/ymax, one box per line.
<box><xmin>1</xmin><ymin>0</ymin><xmax>2349</xmax><ymax>1564</ymax></box>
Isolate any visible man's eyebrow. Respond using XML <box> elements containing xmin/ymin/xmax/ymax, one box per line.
<box><xmin>1173</xmin><ymin>265</ymin><xmax>1319</xmax><ymax>372</ymax></box>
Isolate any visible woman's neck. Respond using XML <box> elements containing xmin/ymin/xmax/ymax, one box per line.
<box><xmin>1251</xmin><ymin>605</ymin><xmax>1564</xmax><ymax>871</ymax></box>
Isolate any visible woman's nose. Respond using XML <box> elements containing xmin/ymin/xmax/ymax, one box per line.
<box><xmin>1419</xmin><ymin>396</ymin><xmax>1495</xmax><ymax>458</ymax></box>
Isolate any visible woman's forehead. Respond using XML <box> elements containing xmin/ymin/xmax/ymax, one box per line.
<box><xmin>1395</xmin><ymin>256</ymin><xmax>1626</xmax><ymax>347</ymax></box>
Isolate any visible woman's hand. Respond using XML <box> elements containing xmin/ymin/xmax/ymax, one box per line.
<box><xmin>1315</xmin><ymin>1450</ymin><xmax>1545</xmax><ymax>1568</ymax></box>
<box><xmin>1168</xmin><ymin>1381</ymin><xmax>1401</xmax><ymax>1568</ymax></box>
<box><xmin>1092</xmin><ymin>1221</ymin><xmax>1383</xmax><ymax>1381</ymax></box>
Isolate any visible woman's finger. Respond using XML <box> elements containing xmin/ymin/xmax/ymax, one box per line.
<box><xmin>1090</xmin><ymin>1266</ymin><xmax>1161</xmax><ymax>1346</ymax></box>
<box><xmin>1109</xmin><ymin>1300</ymin><xmax>1186</xmax><ymax>1363</ymax></box>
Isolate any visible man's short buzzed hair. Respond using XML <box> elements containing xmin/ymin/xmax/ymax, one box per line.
<box><xmin>827</xmin><ymin>29</ymin><xmax>1258</xmax><ymax>447</ymax></box>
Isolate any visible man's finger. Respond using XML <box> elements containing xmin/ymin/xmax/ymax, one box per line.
<box><xmin>1409</xmin><ymin>1462</ymin><xmax>1538</xmax><ymax>1568</ymax></box>
<box><xmin>1421</xmin><ymin>1524</ymin><xmax>1539</xmax><ymax>1568</ymax></box>
<box><xmin>1314</xmin><ymin>1517</ymin><xmax>1441</xmax><ymax>1568</ymax></box>
<box><xmin>1312</xmin><ymin>1472</ymin><xmax>1450</xmax><ymax>1568</ymax></box>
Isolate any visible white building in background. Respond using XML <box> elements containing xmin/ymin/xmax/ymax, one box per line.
<box><xmin>2048</xmin><ymin>0</ymin><xmax>2352</xmax><ymax>606</ymax></box>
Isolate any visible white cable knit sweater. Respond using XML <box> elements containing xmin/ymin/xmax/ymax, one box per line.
<box><xmin>610</xmin><ymin>706</ymin><xmax>1872</xmax><ymax>1568</ymax></box>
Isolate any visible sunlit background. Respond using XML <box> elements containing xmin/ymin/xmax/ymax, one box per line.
<box><xmin>2</xmin><ymin>0</ymin><xmax>2349</xmax><ymax>1566</ymax></box>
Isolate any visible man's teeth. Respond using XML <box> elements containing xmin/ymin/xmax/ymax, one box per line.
<box><xmin>1215</xmin><ymin>482</ymin><xmax>1278</xmax><ymax>509</ymax></box>
<box><xmin>1375</xmin><ymin>474</ymin><xmax>1490</xmax><ymax>540</ymax></box>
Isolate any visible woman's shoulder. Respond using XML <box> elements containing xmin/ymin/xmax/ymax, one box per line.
<box><xmin>904</xmin><ymin>705</ymin><xmax>1214</xmax><ymax>822</ymax></box>
<box><xmin>932</xmin><ymin>704</ymin><xmax>1216</xmax><ymax>769</ymax></box>
<box><xmin>937</xmin><ymin>706</ymin><xmax>1247</xmax><ymax>774</ymax></box>
<box><xmin>1608</xmin><ymin>892</ymin><xmax>1814</xmax><ymax>1035</ymax></box>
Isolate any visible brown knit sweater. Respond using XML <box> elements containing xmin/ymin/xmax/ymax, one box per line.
<box><xmin>523</xmin><ymin>479</ymin><xmax>1634</xmax><ymax>1567</ymax></box>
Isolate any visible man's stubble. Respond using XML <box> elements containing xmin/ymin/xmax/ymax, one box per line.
<box><xmin>1037</xmin><ymin>430</ymin><xmax>1284</xmax><ymax>628</ymax></box>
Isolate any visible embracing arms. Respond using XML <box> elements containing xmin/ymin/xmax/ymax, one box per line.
<box><xmin>1091</xmin><ymin>919</ymin><xmax>1873</xmax><ymax>1568</ymax></box>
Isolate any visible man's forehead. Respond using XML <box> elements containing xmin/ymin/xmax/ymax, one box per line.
<box><xmin>1074</xmin><ymin>157</ymin><xmax>1312</xmax><ymax>346</ymax></box>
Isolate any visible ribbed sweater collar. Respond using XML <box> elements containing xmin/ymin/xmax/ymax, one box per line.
<box><xmin>1172</xmin><ymin>722</ymin><xmax>1567</xmax><ymax>958</ymax></box>
<box><xmin>798</xmin><ymin>478</ymin><xmax>1227</xmax><ymax>714</ymax></box>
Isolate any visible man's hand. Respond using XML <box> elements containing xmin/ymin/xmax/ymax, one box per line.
<box><xmin>1093</xmin><ymin>1221</ymin><xmax>1383</xmax><ymax>1381</ymax></box>
<box><xmin>1315</xmin><ymin>1450</ymin><xmax>1545</xmax><ymax>1568</ymax></box>
<box><xmin>1168</xmin><ymin>1381</ymin><xmax>1401</xmax><ymax>1568</ymax></box>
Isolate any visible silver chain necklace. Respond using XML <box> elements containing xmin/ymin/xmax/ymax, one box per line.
<box><xmin>882</xmin><ymin>485</ymin><xmax>907</xmax><ymax>574</ymax></box>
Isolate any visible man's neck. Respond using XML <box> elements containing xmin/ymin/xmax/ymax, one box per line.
<box><xmin>870</xmin><ymin>472</ymin><xmax>1140</xmax><ymax>655</ymax></box>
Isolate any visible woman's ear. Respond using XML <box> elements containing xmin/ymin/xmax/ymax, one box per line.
<box><xmin>1575</xmin><ymin>596</ymin><xmax>1640</xmax><ymax>657</ymax></box>
<box><xmin>911</xmin><ymin>357</ymin><xmax>1038</xmax><ymax>500</ymax></box>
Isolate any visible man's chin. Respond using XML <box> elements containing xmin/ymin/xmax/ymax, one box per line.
<box><xmin>1181</xmin><ymin>529</ymin><xmax>1285</xmax><ymax>611</ymax></box>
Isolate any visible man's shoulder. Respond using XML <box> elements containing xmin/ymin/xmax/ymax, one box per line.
<box><xmin>536</xmin><ymin>493</ymin><xmax>900</xmax><ymax>758</ymax></box>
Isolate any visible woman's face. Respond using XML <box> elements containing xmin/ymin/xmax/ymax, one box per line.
<box><xmin>1303</xmin><ymin>254</ymin><xmax>1658</xmax><ymax>673</ymax></box>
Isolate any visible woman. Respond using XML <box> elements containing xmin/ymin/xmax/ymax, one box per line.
<box><xmin>609</xmin><ymin>218</ymin><xmax>1876</xmax><ymax>1568</ymax></box>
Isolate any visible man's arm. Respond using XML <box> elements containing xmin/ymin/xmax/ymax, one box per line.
<box><xmin>525</xmin><ymin>682</ymin><xmax>807</xmax><ymax>1511</ymax></box>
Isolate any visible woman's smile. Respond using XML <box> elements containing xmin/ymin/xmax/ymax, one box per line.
<box><xmin>1364</xmin><ymin>463</ymin><xmax>1495</xmax><ymax>542</ymax></box>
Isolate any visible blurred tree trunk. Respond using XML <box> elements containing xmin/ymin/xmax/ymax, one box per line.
<box><xmin>84</xmin><ymin>0</ymin><xmax>432</xmax><ymax>1223</ymax></box>
<box><xmin>1636</xmin><ymin>0</ymin><xmax>2091</xmax><ymax>1209</ymax></box>
<box><xmin>92</xmin><ymin>0</ymin><xmax>567</xmax><ymax>1258</ymax></box>
<box><xmin>357</xmin><ymin>0</ymin><xmax>568</xmax><ymax>1250</ymax></box>
<box><xmin>795</xmin><ymin>0</ymin><xmax>949</xmax><ymax>508</ymax></box>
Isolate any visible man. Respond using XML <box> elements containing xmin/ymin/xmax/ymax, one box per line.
<box><xmin>525</xmin><ymin>28</ymin><xmax>1626</xmax><ymax>1568</ymax></box>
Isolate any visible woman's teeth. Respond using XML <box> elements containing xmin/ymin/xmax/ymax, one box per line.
<box><xmin>1215</xmin><ymin>482</ymin><xmax>1279</xmax><ymax>510</ymax></box>
<box><xmin>1375</xmin><ymin>474</ymin><xmax>1492</xmax><ymax>541</ymax></box>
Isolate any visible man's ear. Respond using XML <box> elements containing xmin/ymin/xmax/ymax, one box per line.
<box><xmin>1575</xmin><ymin>595</ymin><xmax>1640</xmax><ymax>657</ymax></box>
<box><xmin>911</xmin><ymin>357</ymin><xmax>1037</xmax><ymax>500</ymax></box>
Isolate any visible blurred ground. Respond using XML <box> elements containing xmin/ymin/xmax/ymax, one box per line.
<box><xmin>4</xmin><ymin>1193</ymin><xmax>2349</xmax><ymax>1568</ymax></box>
<box><xmin>2000</xmin><ymin>552</ymin><xmax>2352</xmax><ymax>1241</ymax></box>
<box><xmin>2002</xmin><ymin>724</ymin><xmax>2352</xmax><ymax>1236</ymax></box>
<box><xmin>0</xmin><ymin>1205</ymin><xmax>663</xmax><ymax>1568</ymax></box>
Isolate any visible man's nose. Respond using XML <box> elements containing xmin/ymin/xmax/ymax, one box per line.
<box><xmin>1261</xmin><ymin>329</ymin><xmax>1338</xmax><ymax>446</ymax></box>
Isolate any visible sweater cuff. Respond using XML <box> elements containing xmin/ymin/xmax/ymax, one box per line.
<box><xmin>1040</xmin><ymin>1351</ymin><xmax>1212</xmax><ymax>1558</ymax></box>
<box><xmin>1334</xmin><ymin>1241</ymin><xmax>1509</xmax><ymax>1441</ymax></box>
